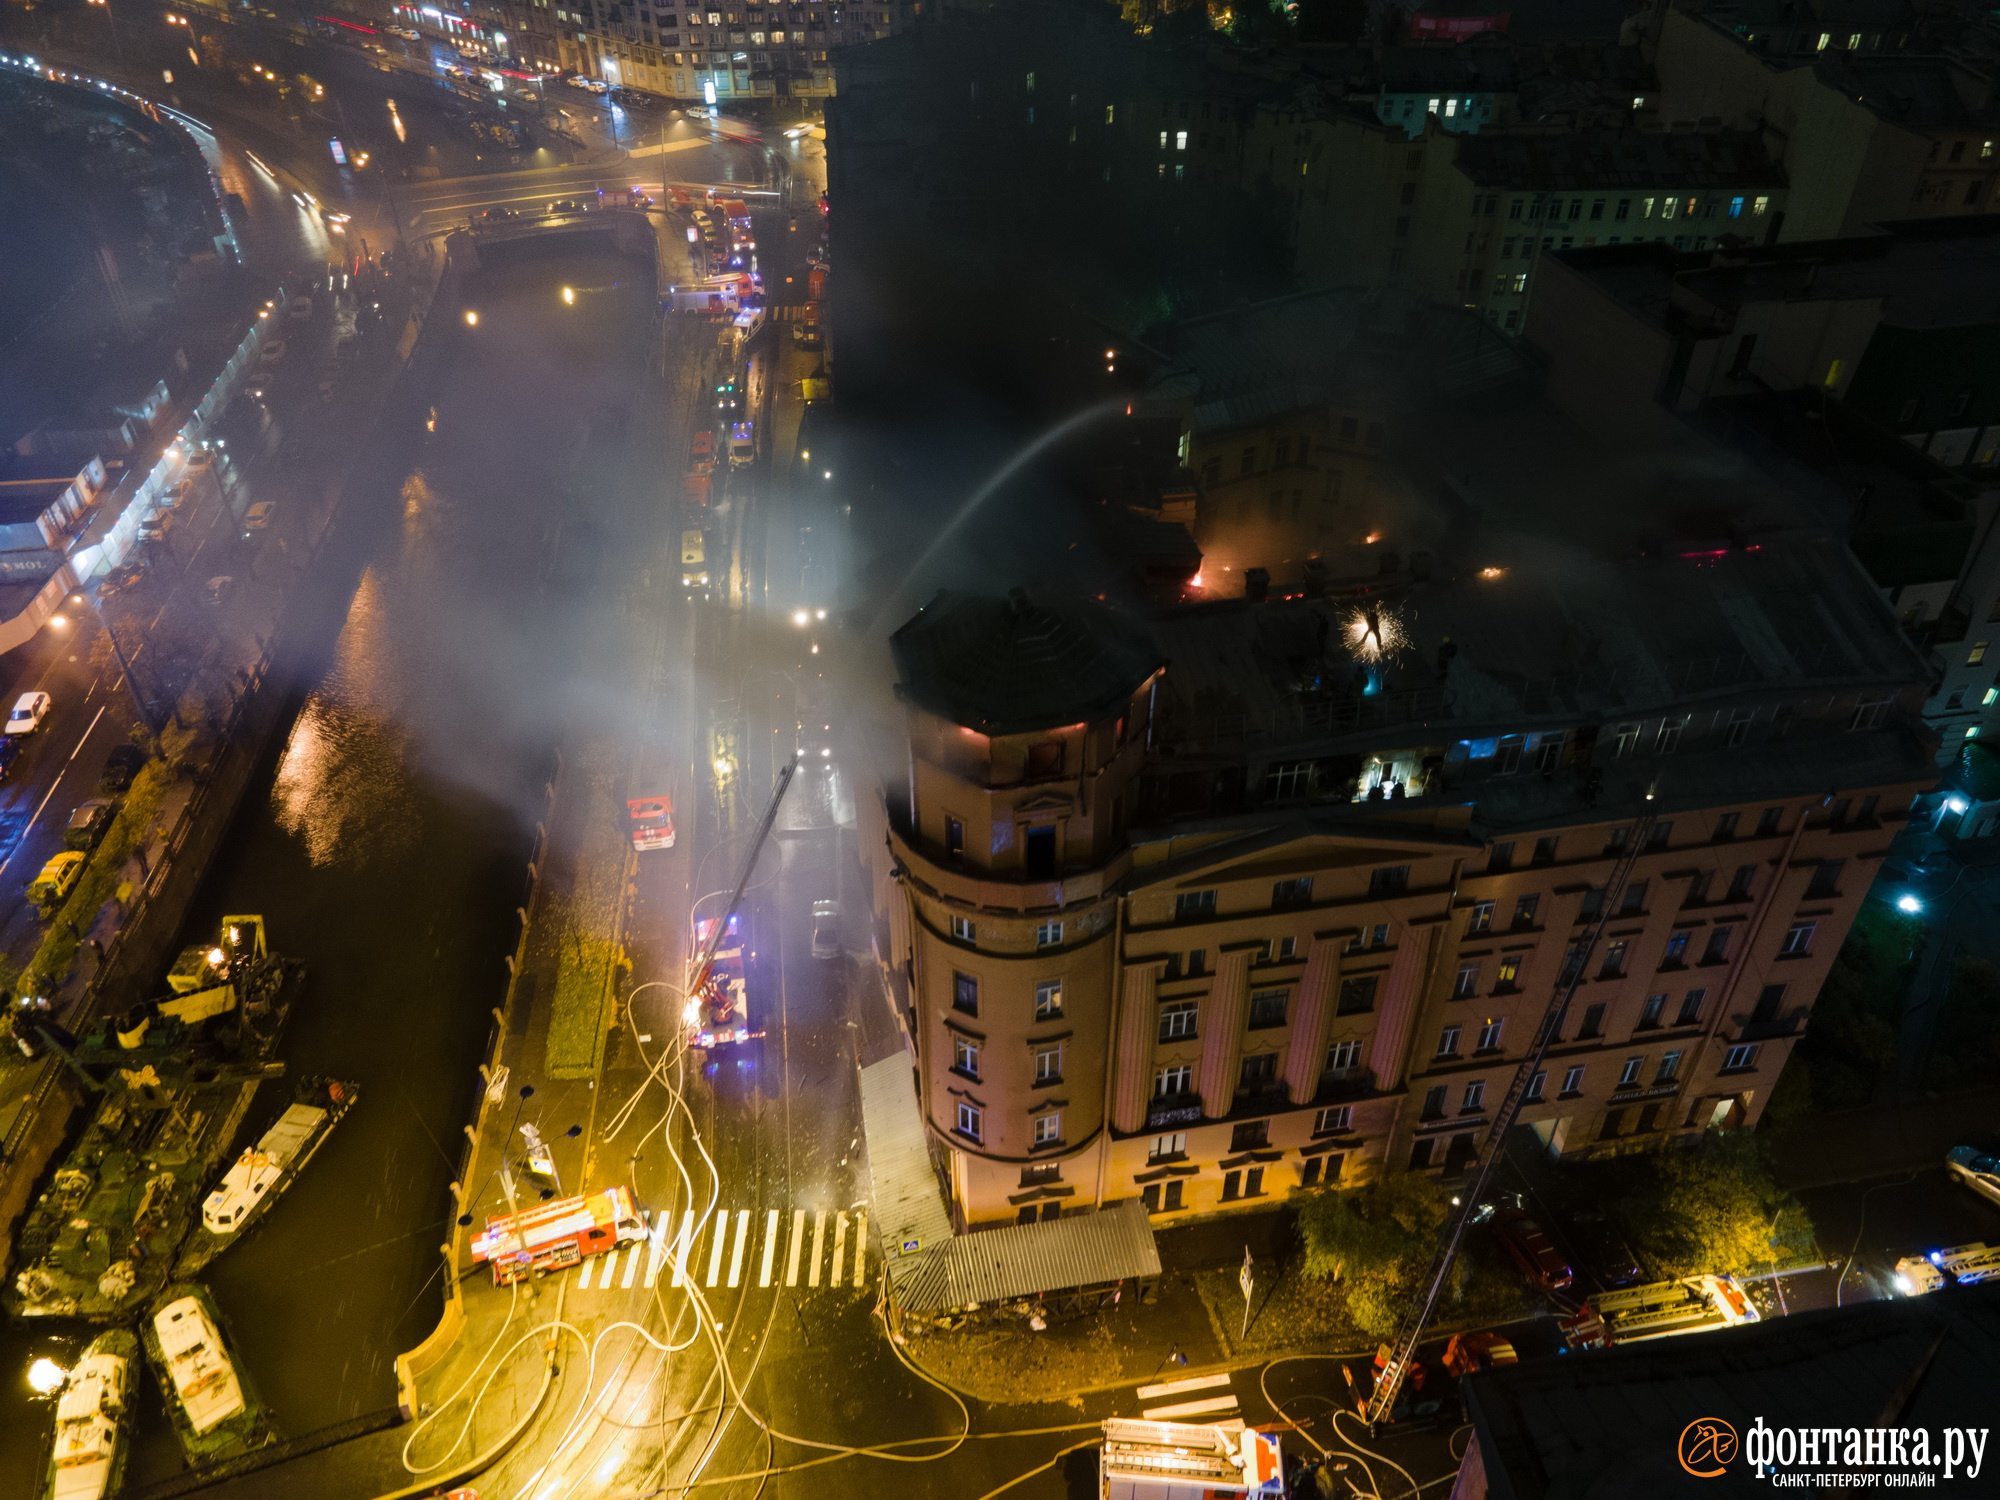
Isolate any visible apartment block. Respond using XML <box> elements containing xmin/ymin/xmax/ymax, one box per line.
<box><xmin>870</xmin><ymin>479</ymin><xmax>1934</xmax><ymax>1228</ymax></box>
<box><xmin>1652</xmin><ymin>5</ymin><xmax>2000</xmax><ymax>240</ymax></box>
<box><xmin>1273</xmin><ymin>104</ymin><xmax>1786</xmax><ymax>333</ymax></box>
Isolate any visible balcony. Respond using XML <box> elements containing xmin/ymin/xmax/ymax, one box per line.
<box><xmin>1315</xmin><ymin>1064</ymin><xmax>1375</xmax><ymax>1102</ymax></box>
<box><xmin>1146</xmin><ymin>1093</ymin><xmax>1203</xmax><ymax>1130</ymax></box>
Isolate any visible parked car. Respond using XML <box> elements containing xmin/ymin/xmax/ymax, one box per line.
<box><xmin>99</xmin><ymin>563</ymin><xmax>146</xmax><ymax>598</ymax></box>
<box><xmin>1946</xmin><ymin>1146</ymin><xmax>2000</xmax><ymax>1208</ymax></box>
<box><xmin>1486</xmin><ymin>1201</ymin><xmax>1575</xmax><ymax>1292</ymax></box>
<box><xmin>1562</xmin><ymin>1206</ymin><xmax>1647</xmax><ymax>1290</ymax></box>
<box><xmin>5</xmin><ymin>691</ymin><xmax>52</xmax><ymax>736</ymax></box>
<box><xmin>811</xmin><ymin>900</ymin><xmax>840</xmax><ymax>960</ymax></box>
<box><xmin>290</xmin><ymin>296</ymin><xmax>315</xmax><ymax>321</ymax></box>
<box><xmin>258</xmin><ymin>339</ymin><xmax>288</xmax><ymax>367</ymax></box>
<box><xmin>186</xmin><ymin>447</ymin><xmax>214</xmax><ymax>474</ymax></box>
<box><xmin>100</xmin><ymin>743</ymin><xmax>145</xmax><ymax>792</ymax></box>
<box><xmin>244</xmin><ymin>501</ymin><xmax>277</xmax><ymax>534</ymax></box>
<box><xmin>0</xmin><ymin>738</ymin><xmax>22</xmax><ymax>782</ymax></box>
<box><xmin>28</xmin><ymin>852</ymin><xmax>85</xmax><ymax>910</ymax></box>
<box><xmin>204</xmin><ymin>576</ymin><xmax>234</xmax><ymax>604</ymax></box>
<box><xmin>64</xmin><ymin>799</ymin><xmax>116</xmax><ymax>852</ymax></box>
<box><xmin>139</xmin><ymin>511</ymin><xmax>177</xmax><ymax>543</ymax></box>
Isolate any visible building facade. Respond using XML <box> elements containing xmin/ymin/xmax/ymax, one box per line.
<box><xmin>873</xmin><ymin>562</ymin><xmax>1934</xmax><ymax>1230</ymax></box>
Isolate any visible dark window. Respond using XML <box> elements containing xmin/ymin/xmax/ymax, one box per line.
<box><xmin>1248</xmin><ymin>989</ymin><xmax>1288</xmax><ymax>1028</ymax></box>
<box><xmin>1579</xmin><ymin>1002</ymin><xmax>1606</xmax><ymax>1039</ymax></box>
<box><xmin>1238</xmin><ymin>1052</ymin><xmax>1278</xmax><ymax>1091</ymax></box>
<box><xmin>1337</xmin><ymin>975</ymin><xmax>1378</xmax><ymax>1014</ymax></box>
<box><xmin>1620</xmin><ymin>880</ymin><xmax>1648</xmax><ymax>915</ymax></box>
<box><xmin>1175</xmin><ymin>889</ymin><xmax>1217</xmax><ymax>920</ymax></box>
<box><xmin>1806</xmin><ymin>859</ymin><xmax>1845</xmax><ymax>898</ymax></box>
<box><xmin>1513</xmin><ymin>894</ymin><xmax>1540</xmax><ymax>928</ymax></box>
<box><xmin>1728</xmin><ymin>864</ymin><xmax>1756</xmax><ymax>901</ymax></box>
<box><xmin>1752</xmin><ymin>983</ymin><xmax>1787</xmax><ymax>1022</ymax></box>
<box><xmin>1420</xmin><ymin>1084</ymin><xmax>1447</xmax><ymax>1120</ymax></box>
<box><xmin>952</xmin><ymin>972</ymin><xmax>977</xmax><ymax>1014</ymax></box>
<box><xmin>1025</xmin><ymin>742</ymin><xmax>1061</xmax><ymax>778</ymax></box>
<box><xmin>1024</xmin><ymin>825</ymin><xmax>1056</xmax><ymax>877</ymax></box>
<box><xmin>1272</xmin><ymin>876</ymin><xmax>1314</xmax><ymax>907</ymax></box>
<box><xmin>1677</xmin><ymin>988</ymin><xmax>1706</xmax><ymax>1025</ymax></box>
<box><xmin>944</xmin><ymin>817</ymin><xmax>964</xmax><ymax>863</ymax></box>
<box><xmin>1020</xmin><ymin>1163</ymin><xmax>1060</xmax><ymax>1187</ymax></box>
<box><xmin>1370</xmin><ymin>865</ymin><xmax>1410</xmax><ymax>896</ymax></box>
<box><xmin>1230</xmin><ymin>1120</ymin><xmax>1269</xmax><ymax>1152</ymax></box>
<box><xmin>1533</xmin><ymin>836</ymin><xmax>1559</xmax><ymax>865</ymax></box>
<box><xmin>1702</xmin><ymin>926</ymin><xmax>1733</xmax><ymax>963</ymax></box>
<box><xmin>1757</xmin><ymin>807</ymin><xmax>1783</xmax><ymax>837</ymax></box>
<box><xmin>1640</xmin><ymin>993</ymin><xmax>1665</xmax><ymax>1028</ymax></box>
<box><xmin>1713</xmin><ymin>812</ymin><xmax>1739</xmax><ymax>841</ymax></box>
<box><xmin>1409</xmin><ymin>1137</ymin><xmax>1435</xmax><ymax>1169</ymax></box>
<box><xmin>1487</xmin><ymin>842</ymin><xmax>1514</xmax><ymax>872</ymax></box>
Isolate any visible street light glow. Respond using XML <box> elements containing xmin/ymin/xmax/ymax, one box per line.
<box><xmin>561</xmin><ymin>286</ymin><xmax>576</xmax><ymax>304</ymax></box>
<box><xmin>464</xmin><ymin>309</ymin><xmax>480</xmax><ymax>326</ymax></box>
<box><xmin>1896</xmin><ymin>894</ymin><xmax>1923</xmax><ymax>914</ymax></box>
<box><xmin>27</xmin><ymin>1358</ymin><xmax>65</xmax><ymax>1394</ymax></box>
<box><xmin>791</xmin><ymin>609</ymin><xmax>809</xmax><ymax>626</ymax></box>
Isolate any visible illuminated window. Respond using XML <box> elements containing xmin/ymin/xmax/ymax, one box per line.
<box><xmin>1847</xmin><ymin>32</ymin><xmax>1861</xmax><ymax>48</ymax></box>
<box><xmin>1035</xmin><ymin>979</ymin><xmax>1063</xmax><ymax>1019</ymax></box>
<box><xmin>952</xmin><ymin>1036</ymin><xmax>980</xmax><ymax>1078</ymax></box>
<box><xmin>1816</xmin><ymin>31</ymin><xmax>1830</xmax><ymax>48</ymax></box>
<box><xmin>1175</xmin><ymin>130</ymin><xmax>1187</xmax><ymax>150</ymax></box>
<box><xmin>1969</xmin><ymin>641</ymin><xmax>1989</xmax><ymax>665</ymax></box>
<box><xmin>1752</xmin><ymin>196</ymin><xmax>1770</xmax><ymax>215</ymax></box>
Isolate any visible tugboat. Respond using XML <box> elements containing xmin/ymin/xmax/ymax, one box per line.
<box><xmin>175</xmin><ymin>1075</ymin><xmax>359</xmax><ymax>1275</ymax></box>
<box><xmin>142</xmin><ymin>1283</ymin><xmax>279</xmax><ymax>1467</ymax></box>
<box><xmin>42</xmin><ymin>1328</ymin><xmax>138</xmax><ymax>1500</ymax></box>
<box><xmin>5</xmin><ymin>916</ymin><xmax>305</xmax><ymax>1321</ymax></box>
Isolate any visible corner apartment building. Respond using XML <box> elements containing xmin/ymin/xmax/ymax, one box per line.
<box><xmin>1652</xmin><ymin>5</ymin><xmax>2000</xmax><ymax>240</ymax></box>
<box><xmin>869</xmin><ymin>477</ymin><xmax>1935</xmax><ymax>1227</ymax></box>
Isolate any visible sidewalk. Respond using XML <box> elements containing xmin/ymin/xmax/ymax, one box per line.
<box><xmin>894</xmin><ymin>1206</ymin><xmax>1383</xmax><ymax>1407</ymax></box>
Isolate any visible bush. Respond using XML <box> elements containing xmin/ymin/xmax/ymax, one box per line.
<box><xmin>1926</xmin><ymin>957</ymin><xmax>2000</xmax><ymax>1092</ymax></box>
<box><xmin>1608</xmin><ymin>1134</ymin><xmax>1818</xmax><ymax>1280</ymax></box>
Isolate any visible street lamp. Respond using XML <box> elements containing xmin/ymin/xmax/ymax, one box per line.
<box><xmin>85</xmin><ymin>0</ymin><xmax>125</xmax><ymax>67</ymax></box>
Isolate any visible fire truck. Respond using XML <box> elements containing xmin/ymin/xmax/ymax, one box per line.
<box><xmin>688</xmin><ymin>911</ymin><xmax>759</xmax><ymax>1048</ymax></box>
<box><xmin>470</xmin><ymin>1185</ymin><xmax>646</xmax><ymax>1285</ymax></box>
<box><xmin>1892</xmin><ymin>1242</ymin><xmax>2000</xmax><ymax>1296</ymax></box>
<box><xmin>1562</xmin><ymin>1273</ymin><xmax>1759</xmax><ymax>1349</ymax></box>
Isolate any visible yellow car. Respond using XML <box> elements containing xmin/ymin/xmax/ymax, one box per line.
<box><xmin>28</xmin><ymin>852</ymin><xmax>85</xmax><ymax>911</ymax></box>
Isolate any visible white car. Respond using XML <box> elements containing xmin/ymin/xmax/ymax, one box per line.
<box><xmin>810</xmin><ymin>900</ymin><xmax>840</xmax><ymax>960</ymax></box>
<box><xmin>259</xmin><ymin>339</ymin><xmax>288</xmax><ymax>367</ymax></box>
<box><xmin>1947</xmin><ymin>1146</ymin><xmax>2000</xmax><ymax>1208</ymax></box>
<box><xmin>6</xmin><ymin>691</ymin><xmax>51</xmax><ymax>736</ymax></box>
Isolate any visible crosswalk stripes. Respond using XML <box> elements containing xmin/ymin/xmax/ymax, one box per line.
<box><xmin>572</xmin><ymin>1205</ymin><xmax>868</xmax><ymax>1297</ymax></box>
<box><xmin>1135</xmin><ymin>1371</ymin><xmax>1242</xmax><ymax>1424</ymax></box>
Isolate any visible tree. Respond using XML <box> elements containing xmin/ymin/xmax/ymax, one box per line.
<box><xmin>1296</xmin><ymin>1175</ymin><xmax>1449</xmax><ymax>1336</ymax></box>
<box><xmin>1611</xmin><ymin>1135</ymin><xmax>1816</xmax><ymax>1280</ymax></box>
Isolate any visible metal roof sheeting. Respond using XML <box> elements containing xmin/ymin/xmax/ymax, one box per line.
<box><xmin>893</xmin><ymin>1199</ymin><xmax>1162</xmax><ymax>1312</ymax></box>
<box><xmin>858</xmin><ymin>1053</ymin><xmax>954</xmax><ymax>1284</ymax></box>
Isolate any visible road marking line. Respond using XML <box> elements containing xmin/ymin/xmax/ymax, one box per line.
<box><xmin>671</xmin><ymin>1212</ymin><xmax>695</xmax><ymax>1287</ymax></box>
<box><xmin>807</xmin><ymin>1210</ymin><xmax>825</xmax><ymax>1289</ymax></box>
<box><xmin>705</xmin><ymin>1213</ymin><xmax>728</xmax><ymax>1287</ymax></box>
<box><xmin>620</xmin><ymin>1241</ymin><xmax>640</xmax><ymax>1289</ymax></box>
<box><xmin>1142</xmin><ymin>1395</ymin><xmax>1239</xmax><ymax>1421</ymax></box>
<box><xmin>645</xmin><ymin>1212</ymin><xmax>669</xmax><ymax>1288</ymax></box>
<box><xmin>758</xmin><ymin>1208</ymin><xmax>778</xmax><ymax>1287</ymax></box>
<box><xmin>0</xmin><ymin>703</ymin><xmax>106</xmax><ymax>880</ymax></box>
<box><xmin>830</xmin><ymin>1212</ymin><xmax>847</xmax><ymax>1288</ymax></box>
<box><xmin>851</xmin><ymin>1208</ymin><xmax>868</xmax><ymax>1288</ymax></box>
<box><xmin>1136</xmin><ymin>1373</ymin><xmax>1233</xmax><ymax>1400</ymax></box>
<box><xmin>576</xmin><ymin>1255</ymin><xmax>597</xmax><ymax>1289</ymax></box>
<box><xmin>784</xmin><ymin>1209</ymin><xmax>805</xmax><ymax>1287</ymax></box>
<box><xmin>726</xmin><ymin>1209</ymin><xmax>749</xmax><ymax>1287</ymax></box>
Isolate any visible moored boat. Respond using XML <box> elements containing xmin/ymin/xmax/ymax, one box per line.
<box><xmin>42</xmin><ymin>1329</ymin><xmax>138</xmax><ymax>1500</ymax></box>
<box><xmin>141</xmin><ymin>1283</ymin><xmax>279</xmax><ymax>1466</ymax></box>
<box><xmin>175</xmin><ymin>1075</ymin><xmax>359</xmax><ymax>1275</ymax></box>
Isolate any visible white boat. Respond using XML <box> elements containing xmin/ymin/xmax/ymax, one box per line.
<box><xmin>203</xmin><ymin>1097</ymin><xmax>333</xmax><ymax>1234</ymax></box>
<box><xmin>153</xmin><ymin>1294</ymin><xmax>246</xmax><ymax>1436</ymax></box>
<box><xmin>44</xmin><ymin>1330</ymin><xmax>136</xmax><ymax>1500</ymax></box>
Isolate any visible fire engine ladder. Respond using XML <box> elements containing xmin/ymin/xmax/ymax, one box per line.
<box><xmin>687</xmin><ymin>751</ymin><xmax>799</xmax><ymax>996</ymax></box>
<box><xmin>1365</xmin><ymin>800</ymin><xmax>1657</xmax><ymax>1426</ymax></box>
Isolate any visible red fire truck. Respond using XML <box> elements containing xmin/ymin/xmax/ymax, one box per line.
<box><xmin>470</xmin><ymin>1185</ymin><xmax>647</xmax><ymax>1284</ymax></box>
